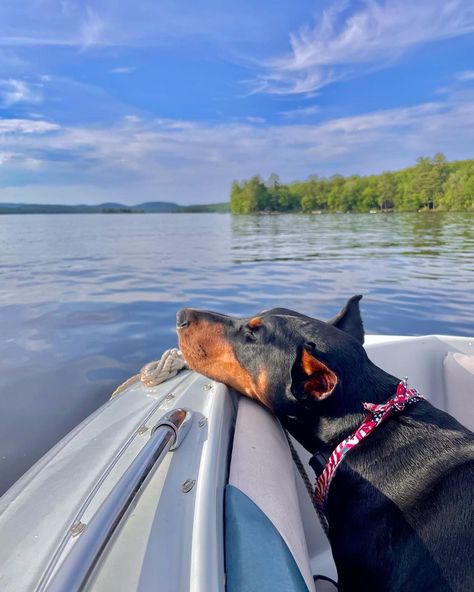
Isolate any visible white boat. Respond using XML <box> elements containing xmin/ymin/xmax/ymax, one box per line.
<box><xmin>0</xmin><ymin>334</ymin><xmax>473</xmax><ymax>592</ymax></box>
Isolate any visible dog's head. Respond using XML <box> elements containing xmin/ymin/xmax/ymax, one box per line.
<box><xmin>176</xmin><ymin>296</ymin><xmax>376</xmax><ymax>440</ymax></box>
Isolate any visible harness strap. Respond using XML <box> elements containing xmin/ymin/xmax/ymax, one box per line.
<box><xmin>313</xmin><ymin>380</ymin><xmax>424</xmax><ymax>517</ymax></box>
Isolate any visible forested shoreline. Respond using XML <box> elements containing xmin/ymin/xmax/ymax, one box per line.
<box><xmin>230</xmin><ymin>154</ymin><xmax>474</xmax><ymax>214</ymax></box>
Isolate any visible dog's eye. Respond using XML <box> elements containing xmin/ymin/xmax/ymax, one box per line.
<box><xmin>244</xmin><ymin>329</ymin><xmax>257</xmax><ymax>342</ymax></box>
<box><xmin>242</xmin><ymin>323</ymin><xmax>259</xmax><ymax>342</ymax></box>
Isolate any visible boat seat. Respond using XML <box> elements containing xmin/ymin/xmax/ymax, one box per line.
<box><xmin>225</xmin><ymin>397</ymin><xmax>333</xmax><ymax>592</ymax></box>
<box><xmin>443</xmin><ymin>352</ymin><xmax>474</xmax><ymax>431</ymax></box>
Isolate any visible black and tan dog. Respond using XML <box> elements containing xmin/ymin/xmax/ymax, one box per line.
<box><xmin>177</xmin><ymin>296</ymin><xmax>474</xmax><ymax>592</ymax></box>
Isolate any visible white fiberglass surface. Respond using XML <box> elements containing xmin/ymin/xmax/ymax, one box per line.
<box><xmin>87</xmin><ymin>379</ymin><xmax>236</xmax><ymax>592</ymax></box>
<box><xmin>0</xmin><ymin>372</ymin><xmax>236</xmax><ymax>592</ymax></box>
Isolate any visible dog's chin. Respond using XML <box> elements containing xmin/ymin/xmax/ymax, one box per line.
<box><xmin>178</xmin><ymin>337</ymin><xmax>226</xmax><ymax>386</ymax></box>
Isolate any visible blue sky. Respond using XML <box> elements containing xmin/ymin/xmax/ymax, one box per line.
<box><xmin>1</xmin><ymin>0</ymin><xmax>474</xmax><ymax>205</ymax></box>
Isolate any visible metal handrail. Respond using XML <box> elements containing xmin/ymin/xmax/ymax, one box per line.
<box><xmin>44</xmin><ymin>408</ymin><xmax>193</xmax><ymax>592</ymax></box>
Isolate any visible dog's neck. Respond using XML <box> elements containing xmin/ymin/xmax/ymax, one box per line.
<box><xmin>282</xmin><ymin>362</ymin><xmax>400</xmax><ymax>454</ymax></box>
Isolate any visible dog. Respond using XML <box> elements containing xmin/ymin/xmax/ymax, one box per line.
<box><xmin>176</xmin><ymin>296</ymin><xmax>474</xmax><ymax>592</ymax></box>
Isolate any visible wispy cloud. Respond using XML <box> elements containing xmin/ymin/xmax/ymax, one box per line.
<box><xmin>1</xmin><ymin>88</ymin><xmax>474</xmax><ymax>203</ymax></box>
<box><xmin>244</xmin><ymin>116</ymin><xmax>266</xmax><ymax>124</ymax></box>
<box><xmin>0</xmin><ymin>3</ymin><xmax>110</xmax><ymax>49</ymax></box>
<box><xmin>0</xmin><ymin>79</ymin><xmax>43</xmax><ymax>107</ymax></box>
<box><xmin>279</xmin><ymin>105</ymin><xmax>320</xmax><ymax>119</ymax></box>
<box><xmin>79</xmin><ymin>7</ymin><xmax>105</xmax><ymax>49</ymax></box>
<box><xmin>108</xmin><ymin>67</ymin><xmax>135</xmax><ymax>75</ymax></box>
<box><xmin>0</xmin><ymin>117</ymin><xmax>59</xmax><ymax>170</ymax></box>
<box><xmin>0</xmin><ymin>151</ymin><xmax>14</xmax><ymax>165</ymax></box>
<box><xmin>457</xmin><ymin>70</ymin><xmax>474</xmax><ymax>81</ymax></box>
<box><xmin>255</xmin><ymin>0</ymin><xmax>474</xmax><ymax>95</ymax></box>
<box><xmin>0</xmin><ymin>1</ymin><xmax>282</xmax><ymax>51</ymax></box>
<box><xmin>0</xmin><ymin>118</ymin><xmax>59</xmax><ymax>134</ymax></box>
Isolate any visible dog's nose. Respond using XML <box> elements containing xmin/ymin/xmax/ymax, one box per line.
<box><xmin>176</xmin><ymin>308</ymin><xmax>191</xmax><ymax>329</ymax></box>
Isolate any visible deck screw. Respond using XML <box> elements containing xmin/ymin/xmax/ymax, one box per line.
<box><xmin>203</xmin><ymin>383</ymin><xmax>213</xmax><ymax>391</ymax></box>
<box><xmin>70</xmin><ymin>522</ymin><xmax>86</xmax><ymax>537</ymax></box>
<box><xmin>198</xmin><ymin>417</ymin><xmax>207</xmax><ymax>427</ymax></box>
<box><xmin>181</xmin><ymin>479</ymin><xmax>196</xmax><ymax>493</ymax></box>
<box><xmin>164</xmin><ymin>393</ymin><xmax>174</xmax><ymax>402</ymax></box>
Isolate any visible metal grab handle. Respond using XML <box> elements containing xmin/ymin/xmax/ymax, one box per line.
<box><xmin>45</xmin><ymin>408</ymin><xmax>193</xmax><ymax>592</ymax></box>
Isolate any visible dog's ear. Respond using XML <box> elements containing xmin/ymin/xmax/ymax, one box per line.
<box><xmin>291</xmin><ymin>343</ymin><xmax>338</xmax><ymax>402</ymax></box>
<box><xmin>328</xmin><ymin>295</ymin><xmax>364</xmax><ymax>344</ymax></box>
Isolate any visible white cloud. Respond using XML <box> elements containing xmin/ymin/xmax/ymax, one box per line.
<box><xmin>109</xmin><ymin>67</ymin><xmax>135</xmax><ymax>74</ymax></box>
<box><xmin>279</xmin><ymin>105</ymin><xmax>320</xmax><ymax>119</ymax></box>
<box><xmin>79</xmin><ymin>7</ymin><xmax>106</xmax><ymax>49</ymax></box>
<box><xmin>255</xmin><ymin>0</ymin><xmax>474</xmax><ymax>95</ymax></box>
<box><xmin>0</xmin><ymin>79</ymin><xmax>43</xmax><ymax>106</ymax></box>
<box><xmin>0</xmin><ymin>3</ymin><xmax>111</xmax><ymax>48</ymax></box>
<box><xmin>123</xmin><ymin>115</ymin><xmax>142</xmax><ymax>124</ymax></box>
<box><xmin>0</xmin><ymin>151</ymin><xmax>14</xmax><ymax>165</ymax></box>
<box><xmin>457</xmin><ymin>70</ymin><xmax>474</xmax><ymax>81</ymax></box>
<box><xmin>1</xmin><ymin>89</ymin><xmax>474</xmax><ymax>203</ymax></box>
<box><xmin>0</xmin><ymin>1</ymin><xmax>287</xmax><ymax>51</ymax></box>
<box><xmin>0</xmin><ymin>118</ymin><xmax>59</xmax><ymax>170</ymax></box>
<box><xmin>244</xmin><ymin>116</ymin><xmax>266</xmax><ymax>124</ymax></box>
<box><xmin>0</xmin><ymin>118</ymin><xmax>59</xmax><ymax>134</ymax></box>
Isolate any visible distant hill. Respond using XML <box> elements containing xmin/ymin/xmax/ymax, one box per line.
<box><xmin>0</xmin><ymin>201</ymin><xmax>230</xmax><ymax>215</ymax></box>
<box><xmin>136</xmin><ymin>201</ymin><xmax>180</xmax><ymax>213</ymax></box>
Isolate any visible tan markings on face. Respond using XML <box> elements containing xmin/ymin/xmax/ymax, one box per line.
<box><xmin>256</xmin><ymin>367</ymin><xmax>268</xmax><ymax>401</ymax></box>
<box><xmin>178</xmin><ymin>320</ymin><xmax>269</xmax><ymax>405</ymax></box>
<box><xmin>247</xmin><ymin>316</ymin><xmax>263</xmax><ymax>329</ymax></box>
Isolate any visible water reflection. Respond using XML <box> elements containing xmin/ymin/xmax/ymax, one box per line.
<box><xmin>230</xmin><ymin>213</ymin><xmax>474</xmax><ymax>327</ymax></box>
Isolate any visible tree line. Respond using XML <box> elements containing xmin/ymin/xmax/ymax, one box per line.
<box><xmin>230</xmin><ymin>154</ymin><xmax>474</xmax><ymax>214</ymax></box>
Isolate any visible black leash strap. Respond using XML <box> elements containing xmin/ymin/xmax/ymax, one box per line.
<box><xmin>283</xmin><ymin>429</ymin><xmax>330</xmax><ymax>538</ymax></box>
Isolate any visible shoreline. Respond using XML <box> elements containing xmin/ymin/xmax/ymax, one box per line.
<box><xmin>1</xmin><ymin>208</ymin><xmax>473</xmax><ymax>216</ymax></box>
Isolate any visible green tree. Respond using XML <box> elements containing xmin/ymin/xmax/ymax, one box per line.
<box><xmin>230</xmin><ymin>176</ymin><xmax>269</xmax><ymax>213</ymax></box>
<box><xmin>229</xmin><ymin>154</ymin><xmax>474</xmax><ymax>214</ymax></box>
<box><xmin>230</xmin><ymin>180</ymin><xmax>245</xmax><ymax>214</ymax></box>
<box><xmin>377</xmin><ymin>172</ymin><xmax>398</xmax><ymax>210</ymax></box>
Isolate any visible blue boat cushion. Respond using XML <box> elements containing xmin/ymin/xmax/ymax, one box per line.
<box><xmin>225</xmin><ymin>484</ymin><xmax>310</xmax><ymax>592</ymax></box>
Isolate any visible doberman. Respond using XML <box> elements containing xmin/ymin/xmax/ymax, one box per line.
<box><xmin>176</xmin><ymin>296</ymin><xmax>474</xmax><ymax>592</ymax></box>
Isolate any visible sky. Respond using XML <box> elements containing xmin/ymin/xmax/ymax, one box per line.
<box><xmin>1</xmin><ymin>0</ymin><xmax>474</xmax><ymax>205</ymax></box>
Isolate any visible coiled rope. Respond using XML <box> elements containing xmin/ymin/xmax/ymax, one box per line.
<box><xmin>110</xmin><ymin>348</ymin><xmax>188</xmax><ymax>398</ymax></box>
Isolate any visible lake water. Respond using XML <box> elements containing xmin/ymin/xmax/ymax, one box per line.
<box><xmin>0</xmin><ymin>211</ymin><xmax>473</xmax><ymax>493</ymax></box>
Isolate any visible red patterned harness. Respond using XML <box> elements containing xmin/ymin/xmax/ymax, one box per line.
<box><xmin>314</xmin><ymin>381</ymin><xmax>424</xmax><ymax>515</ymax></box>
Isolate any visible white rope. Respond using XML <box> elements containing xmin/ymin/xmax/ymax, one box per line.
<box><xmin>110</xmin><ymin>348</ymin><xmax>188</xmax><ymax>398</ymax></box>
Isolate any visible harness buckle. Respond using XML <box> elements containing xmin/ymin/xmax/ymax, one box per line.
<box><xmin>309</xmin><ymin>451</ymin><xmax>331</xmax><ymax>479</ymax></box>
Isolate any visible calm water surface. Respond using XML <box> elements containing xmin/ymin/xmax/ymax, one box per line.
<box><xmin>0</xmin><ymin>212</ymin><xmax>473</xmax><ymax>492</ymax></box>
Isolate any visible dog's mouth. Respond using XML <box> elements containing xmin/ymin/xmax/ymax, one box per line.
<box><xmin>176</xmin><ymin>309</ymin><xmax>189</xmax><ymax>332</ymax></box>
<box><xmin>176</xmin><ymin>308</ymin><xmax>227</xmax><ymax>375</ymax></box>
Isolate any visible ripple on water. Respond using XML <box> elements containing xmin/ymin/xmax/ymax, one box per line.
<box><xmin>0</xmin><ymin>211</ymin><xmax>473</xmax><ymax>494</ymax></box>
